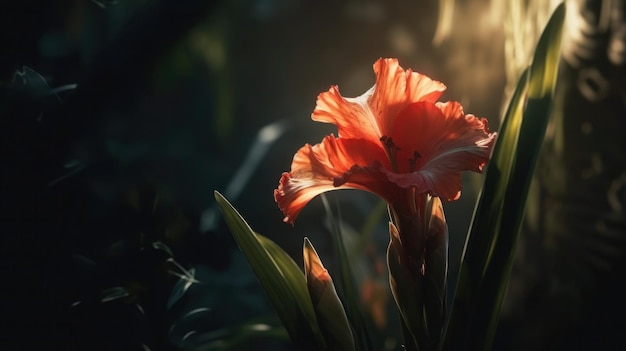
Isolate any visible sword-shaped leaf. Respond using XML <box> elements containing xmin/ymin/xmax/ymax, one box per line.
<box><xmin>320</xmin><ymin>194</ymin><xmax>374</xmax><ymax>351</ymax></box>
<box><xmin>214</xmin><ymin>191</ymin><xmax>326</xmax><ymax>350</ymax></box>
<box><xmin>444</xmin><ymin>3</ymin><xmax>565</xmax><ymax>350</ymax></box>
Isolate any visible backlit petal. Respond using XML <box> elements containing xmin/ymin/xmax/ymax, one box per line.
<box><xmin>370</xmin><ymin>58</ymin><xmax>446</xmax><ymax>136</ymax></box>
<box><xmin>274</xmin><ymin>174</ymin><xmax>339</xmax><ymax>224</ymax></box>
<box><xmin>311</xmin><ymin>58</ymin><xmax>446</xmax><ymax>145</ymax></box>
<box><xmin>274</xmin><ymin>136</ymin><xmax>394</xmax><ymax>224</ymax></box>
<box><xmin>290</xmin><ymin>135</ymin><xmax>390</xmax><ymax>177</ymax></box>
<box><xmin>388</xmin><ymin>101</ymin><xmax>496</xmax><ymax>200</ymax></box>
<box><xmin>311</xmin><ymin>85</ymin><xmax>380</xmax><ymax>143</ymax></box>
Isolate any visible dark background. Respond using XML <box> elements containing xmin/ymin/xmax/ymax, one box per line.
<box><xmin>2</xmin><ymin>0</ymin><xmax>624</xmax><ymax>350</ymax></box>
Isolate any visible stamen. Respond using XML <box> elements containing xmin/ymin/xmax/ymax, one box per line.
<box><xmin>380</xmin><ymin>135</ymin><xmax>400</xmax><ymax>172</ymax></box>
<box><xmin>333</xmin><ymin>165</ymin><xmax>356</xmax><ymax>187</ymax></box>
<box><xmin>408</xmin><ymin>150</ymin><xmax>421</xmax><ymax>172</ymax></box>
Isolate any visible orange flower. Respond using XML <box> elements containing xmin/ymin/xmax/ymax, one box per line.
<box><xmin>274</xmin><ymin>58</ymin><xmax>496</xmax><ymax>225</ymax></box>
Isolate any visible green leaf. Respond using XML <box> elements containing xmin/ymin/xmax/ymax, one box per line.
<box><xmin>214</xmin><ymin>191</ymin><xmax>327</xmax><ymax>350</ymax></box>
<box><xmin>179</xmin><ymin>314</ymin><xmax>289</xmax><ymax>351</ymax></box>
<box><xmin>320</xmin><ymin>194</ymin><xmax>374</xmax><ymax>351</ymax></box>
<box><xmin>443</xmin><ymin>3</ymin><xmax>565</xmax><ymax>350</ymax></box>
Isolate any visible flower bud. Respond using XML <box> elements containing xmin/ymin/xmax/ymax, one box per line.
<box><xmin>303</xmin><ymin>238</ymin><xmax>355</xmax><ymax>351</ymax></box>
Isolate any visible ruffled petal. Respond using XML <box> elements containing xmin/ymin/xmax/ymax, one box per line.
<box><xmin>311</xmin><ymin>85</ymin><xmax>380</xmax><ymax>143</ymax></box>
<box><xmin>388</xmin><ymin>101</ymin><xmax>496</xmax><ymax>200</ymax></box>
<box><xmin>274</xmin><ymin>174</ymin><xmax>342</xmax><ymax>224</ymax></box>
<box><xmin>311</xmin><ymin>58</ymin><xmax>446</xmax><ymax>145</ymax></box>
<box><xmin>370</xmin><ymin>58</ymin><xmax>446</xmax><ymax>136</ymax></box>
<box><xmin>275</xmin><ymin>135</ymin><xmax>392</xmax><ymax>224</ymax></box>
<box><xmin>290</xmin><ymin>134</ymin><xmax>391</xmax><ymax>177</ymax></box>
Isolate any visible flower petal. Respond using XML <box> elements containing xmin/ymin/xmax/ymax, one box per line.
<box><xmin>275</xmin><ymin>174</ymin><xmax>334</xmax><ymax>224</ymax></box>
<box><xmin>274</xmin><ymin>135</ymin><xmax>393</xmax><ymax>224</ymax></box>
<box><xmin>387</xmin><ymin>101</ymin><xmax>496</xmax><ymax>200</ymax></box>
<box><xmin>387</xmin><ymin>165</ymin><xmax>463</xmax><ymax>201</ymax></box>
<box><xmin>290</xmin><ymin>134</ymin><xmax>391</xmax><ymax>177</ymax></box>
<box><xmin>370</xmin><ymin>58</ymin><xmax>447</xmax><ymax>135</ymax></box>
<box><xmin>311</xmin><ymin>58</ymin><xmax>446</xmax><ymax>145</ymax></box>
<box><xmin>311</xmin><ymin>85</ymin><xmax>380</xmax><ymax>143</ymax></box>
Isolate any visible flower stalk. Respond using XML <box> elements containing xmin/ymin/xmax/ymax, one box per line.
<box><xmin>387</xmin><ymin>194</ymin><xmax>448</xmax><ymax>351</ymax></box>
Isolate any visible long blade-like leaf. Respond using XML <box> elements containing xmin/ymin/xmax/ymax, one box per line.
<box><xmin>444</xmin><ymin>65</ymin><xmax>530</xmax><ymax>351</ymax></box>
<box><xmin>444</xmin><ymin>3</ymin><xmax>565</xmax><ymax>350</ymax></box>
<box><xmin>320</xmin><ymin>194</ymin><xmax>373</xmax><ymax>351</ymax></box>
<box><xmin>214</xmin><ymin>191</ymin><xmax>326</xmax><ymax>350</ymax></box>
